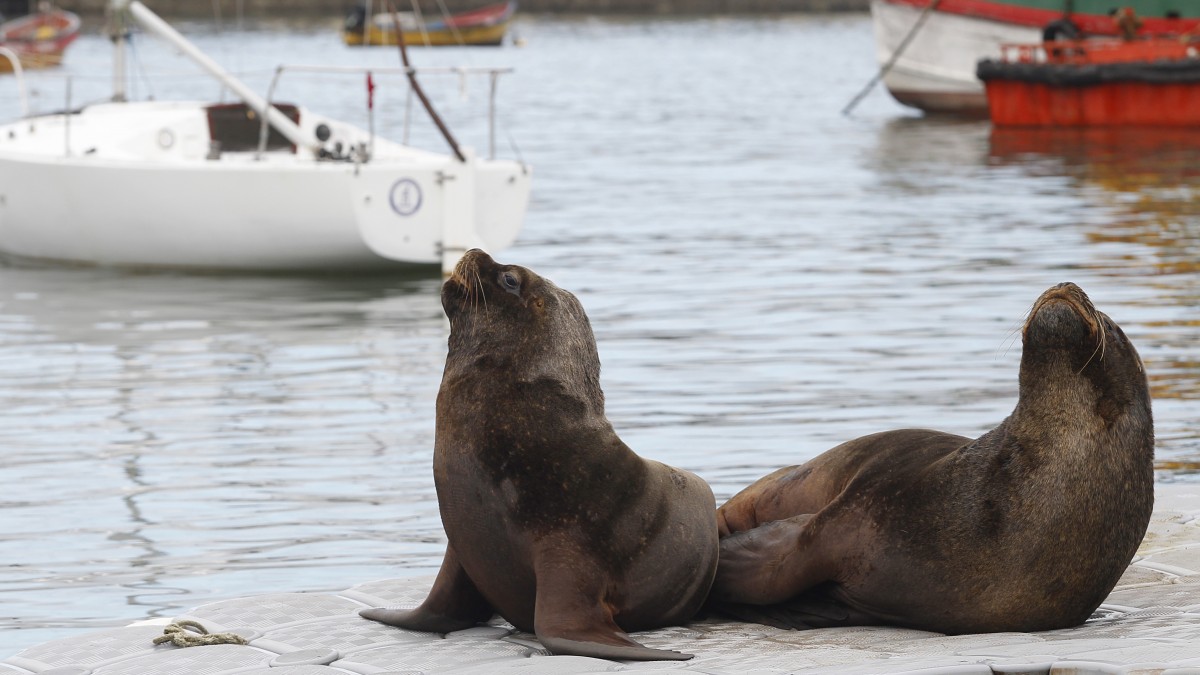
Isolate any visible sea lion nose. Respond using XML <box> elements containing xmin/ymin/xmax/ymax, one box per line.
<box><xmin>1047</xmin><ymin>281</ymin><xmax>1083</xmax><ymax>298</ymax></box>
<box><xmin>454</xmin><ymin>248</ymin><xmax>495</xmax><ymax>273</ymax></box>
<box><xmin>1032</xmin><ymin>282</ymin><xmax>1092</xmax><ymax>316</ymax></box>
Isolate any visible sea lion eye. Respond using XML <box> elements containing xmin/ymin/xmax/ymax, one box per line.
<box><xmin>500</xmin><ymin>271</ymin><xmax>521</xmax><ymax>295</ymax></box>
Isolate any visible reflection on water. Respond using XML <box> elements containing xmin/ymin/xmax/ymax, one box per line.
<box><xmin>1</xmin><ymin>12</ymin><xmax>1198</xmax><ymax>658</ymax></box>
<box><xmin>989</xmin><ymin>127</ymin><xmax>1200</xmax><ymax>273</ymax></box>
<box><xmin>0</xmin><ymin>267</ymin><xmax>449</xmax><ymax>650</ymax></box>
<box><xmin>988</xmin><ymin>128</ymin><xmax>1200</xmax><ymax>407</ymax></box>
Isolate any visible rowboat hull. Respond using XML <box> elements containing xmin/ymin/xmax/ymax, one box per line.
<box><xmin>0</xmin><ymin>51</ymin><xmax>63</xmax><ymax>72</ymax></box>
<box><xmin>343</xmin><ymin>1</ymin><xmax>515</xmax><ymax>47</ymax></box>
<box><xmin>0</xmin><ymin>9</ymin><xmax>80</xmax><ymax>73</ymax></box>
<box><xmin>870</xmin><ymin>0</ymin><xmax>1200</xmax><ymax>114</ymax></box>
<box><xmin>343</xmin><ymin>21</ymin><xmax>510</xmax><ymax>47</ymax></box>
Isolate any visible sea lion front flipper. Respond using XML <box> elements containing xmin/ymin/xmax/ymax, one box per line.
<box><xmin>532</xmin><ymin>552</ymin><xmax>693</xmax><ymax>661</ymax></box>
<box><xmin>359</xmin><ymin>544</ymin><xmax>493</xmax><ymax>633</ymax></box>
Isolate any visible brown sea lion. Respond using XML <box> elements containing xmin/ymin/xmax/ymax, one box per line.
<box><xmin>711</xmin><ymin>282</ymin><xmax>1154</xmax><ymax>635</ymax></box>
<box><xmin>361</xmin><ymin>249</ymin><xmax>719</xmax><ymax>661</ymax></box>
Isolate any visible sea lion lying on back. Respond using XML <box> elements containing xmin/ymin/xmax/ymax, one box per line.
<box><xmin>361</xmin><ymin>249</ymin><xmax>719</xmax><ymax>661</ymax></box>
<box><xmin>712</xmin><ymin>282</ymin><xmax>1154</xmax><ymax>634</ymax></box>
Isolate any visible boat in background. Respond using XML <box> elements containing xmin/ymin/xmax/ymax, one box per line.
<box><xmin>0</xmin><ymin>0</ymin><xmax>532</xmax><ymax>273</ymax></box>
<box><xmin>0</xmin><ymin>4</ymin><xmax>80</xmax><ymax>73</ymax></box>
<box><xmin>979</xmin><ymin>36</ymin><xmax>1200</xmax><ymax>126</ymax></box>
<box><xmin>869</xmin><ymin>0</ymin><xmax>1200</xmax><ymax>114</ymax></box>
<box><xmin>343</xmin><ymin>0</ymin><xmax>515</xmax><ymax>47</ymax></box>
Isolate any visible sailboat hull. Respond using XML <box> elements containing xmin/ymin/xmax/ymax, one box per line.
<box><xmin>0</xmin><ymin>102</ymin><xmax>531</xmax><ymax>272</ymax></box>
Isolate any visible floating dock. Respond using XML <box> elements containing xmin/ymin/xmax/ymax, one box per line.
<box><xmin>5</xmin><ymin>484</ymin><xmax>1200</xmax><ymax>675</ymax></box>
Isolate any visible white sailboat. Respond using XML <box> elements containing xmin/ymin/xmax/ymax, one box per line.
<box><xmin>0</xmin><ymin>0</ymin><xmax>531</xmax><ymax>273</ymax></box>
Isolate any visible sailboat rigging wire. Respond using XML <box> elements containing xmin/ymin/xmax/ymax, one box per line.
<box><xmin>64</xmin><ymin>76</ymin><xmax>71</xmax><ymax>156</ymax></box>
<box><xmin>389</xmin><ymin>0</ymin><xmax>465</xmax><ymax>161</ymax></box>
<box><xmin>126</xmin><ymin>30</ymin><xmax>156</xmax><ymax>102</ymax></box>
<box><xmin>504</xmin><ymin>121</ymin><xmax>523</xmax><ymax>169</ymax></box>
<box><xmin>434</xmin><ymin>0</ymin><xmax>466</xmax><ymax>46</ymax></box>
<box><xmin>362</xmin><ymin>0</ymin><xmax>371</xmax><ymax>44</ymax></box>
<box><xmin>0</xmin><ymin>47</ymin><xmax>28</xmax><ymax>116</ymax></box>
<box><xmin>404</xmin><ymin>82</ymin><xmax>413</xmax><ymax>144</ymax></box>
<box><xmin>408</xmin><ymin>0</ymin><xmax>431</xmax><ymax>47</ymax></box>
<box><xmin>211</xmin><ymin>0</ymin><xmax>233</xmax><ymax>101</ymax></box>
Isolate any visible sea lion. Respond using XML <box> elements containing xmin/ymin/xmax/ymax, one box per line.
<box><xmin>711</xmin><ymin>282</ymin><xmax>1154</xmax><ymax>635</ymax></box>
<box><xmin>360</xmin><ymin>249</ymin><xmax>719</xmax><ymax>661</ymax></box>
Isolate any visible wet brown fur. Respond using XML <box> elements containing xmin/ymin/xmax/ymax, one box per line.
<box><xmin>360</xmin><ymin>250</ymin><xmax>719</xmax><ymax>661</ymax></box>
<box><xmin>711</xmin><ymin>283</ymin><xmax>1154</xmax><ymax>635</ymax></box>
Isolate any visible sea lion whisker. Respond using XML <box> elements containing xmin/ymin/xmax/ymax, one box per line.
<box><xmin>1077</xmin><ymin>336</ymin><xmax>1104</xmax><ymax>374</ymax></box>
<box><xmin>474</xmin><ymin>269</ymin><xmax>487</xmax><ymax>311</ymax></box>
<box><xmin>1000</xmin><ymin>319</ymin><xmax>1025</xmax><ymax>358</ymax></box>
<box><xmin>1075</xmin><ymin>308</ymin><xmax>1107</xmax><ymax>372</ymax></box>
<box><xmin>1020</xmin><ymin>298</ymin><xmax>1043</xmax><ymax>336</ymax></box>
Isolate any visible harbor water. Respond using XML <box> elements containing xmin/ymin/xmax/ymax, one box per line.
<box><xmin>1</xmin><ymin>12</ymin><xmax>1197</xmax><ymax>657</ymax></box>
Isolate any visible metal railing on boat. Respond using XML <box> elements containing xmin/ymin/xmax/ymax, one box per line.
<box><xmin>259</xmin><ymin>64</ymin><xmax>515</xmax><ymax>162</ymax></box>
<box><xmin>0</xmin><ymin>46</ymin><xmax>30</xmax><ymax>117</ymax></box>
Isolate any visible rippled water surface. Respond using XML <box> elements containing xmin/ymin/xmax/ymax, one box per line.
<box><xmin>1</xmin><ymin>12</ymin><xmax>1198</xmax><ymax>656</ymax></box>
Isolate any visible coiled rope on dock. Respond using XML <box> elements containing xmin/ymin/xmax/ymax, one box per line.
<box><xmin>152</xmin><ymin>620</ymin><xmax>248</xmax><ymax>647</ymax></box>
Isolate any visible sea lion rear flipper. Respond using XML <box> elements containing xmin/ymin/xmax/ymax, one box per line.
<box><xmin>532</xmin><ymin>552</ymin><xmax>693</xmax><ymax>661</ymax></box>
<box><xmin>711</xmin><ymin>514</ymin><xmax>830</xmax><ymax>606</ymax></box>
<box><xmin>711</xmin><ymin>592</ymin><xmax>883</xmax><ymax>630</ymax></box>
<box><xmin>360</xmin><ymin>545</ymin><xmax>493</xmax><ymax>633</ymax></box>
<box><xmin>538</xmin><ymin>636</ymin><xmax>692</xmax><ymax>661</ymax></box>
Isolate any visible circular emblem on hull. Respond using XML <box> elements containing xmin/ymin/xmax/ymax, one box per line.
<box><xmin>389</xmin><ymin>178</ymin><xmax>423</xmax><ymax>216</ymax></box>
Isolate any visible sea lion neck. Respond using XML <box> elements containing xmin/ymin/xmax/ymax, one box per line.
<box><xmin>1009</xmin><ymin>283</ymin><xmax>1153</xmax><ymax>467</ymax></box>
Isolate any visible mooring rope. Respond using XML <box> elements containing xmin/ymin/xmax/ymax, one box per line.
<box><xmin>152</xmin><ymin>619</ymin><xmax>248</xmax><ymax>648</ymax></box>
<box><xmin>842</xmin><ymin>0</ymin><xmax>944</xmax><ymax>116</ymax></box>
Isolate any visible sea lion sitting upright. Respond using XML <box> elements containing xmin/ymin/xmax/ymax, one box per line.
<box><xmin>712</xmin><ymin>282</ymin><xmax>1154</xmax><ymax>634</ymax></box>
<box><xmin>361</xmin><ymin>249</ymin><xmax>719</xmax><ymax>661</ymax></box>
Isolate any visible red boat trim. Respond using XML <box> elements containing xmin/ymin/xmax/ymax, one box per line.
<box><xmin>445</xmin><ymin>0</ymin><xmax>515</xmax><ymax>29</ymax></box>
<box><xmin>878</xmin><ymin>0</ymin><xmax>1200</xmax><ymax>37</ymax></box>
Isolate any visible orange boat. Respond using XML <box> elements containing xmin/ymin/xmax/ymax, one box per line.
<box><xmin>0</xmin><ymin>6</ymin><xmax>81</xmax><ymax>73</ymax></box>
<box><xmin>978</xmin><ymin>35</ymin><xmax>1200</xmax><ymax>126</ymax></box>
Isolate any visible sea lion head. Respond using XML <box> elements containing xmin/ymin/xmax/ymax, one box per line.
<box><xmin>441</xmin><ymin>249</ymin><xmax>603</xmax><ymax>406</ymax></box>
<box><xmin>1019</xmin><ymin>282</ymin><xmax>1150</xmax><ymax>427</ymax></box>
